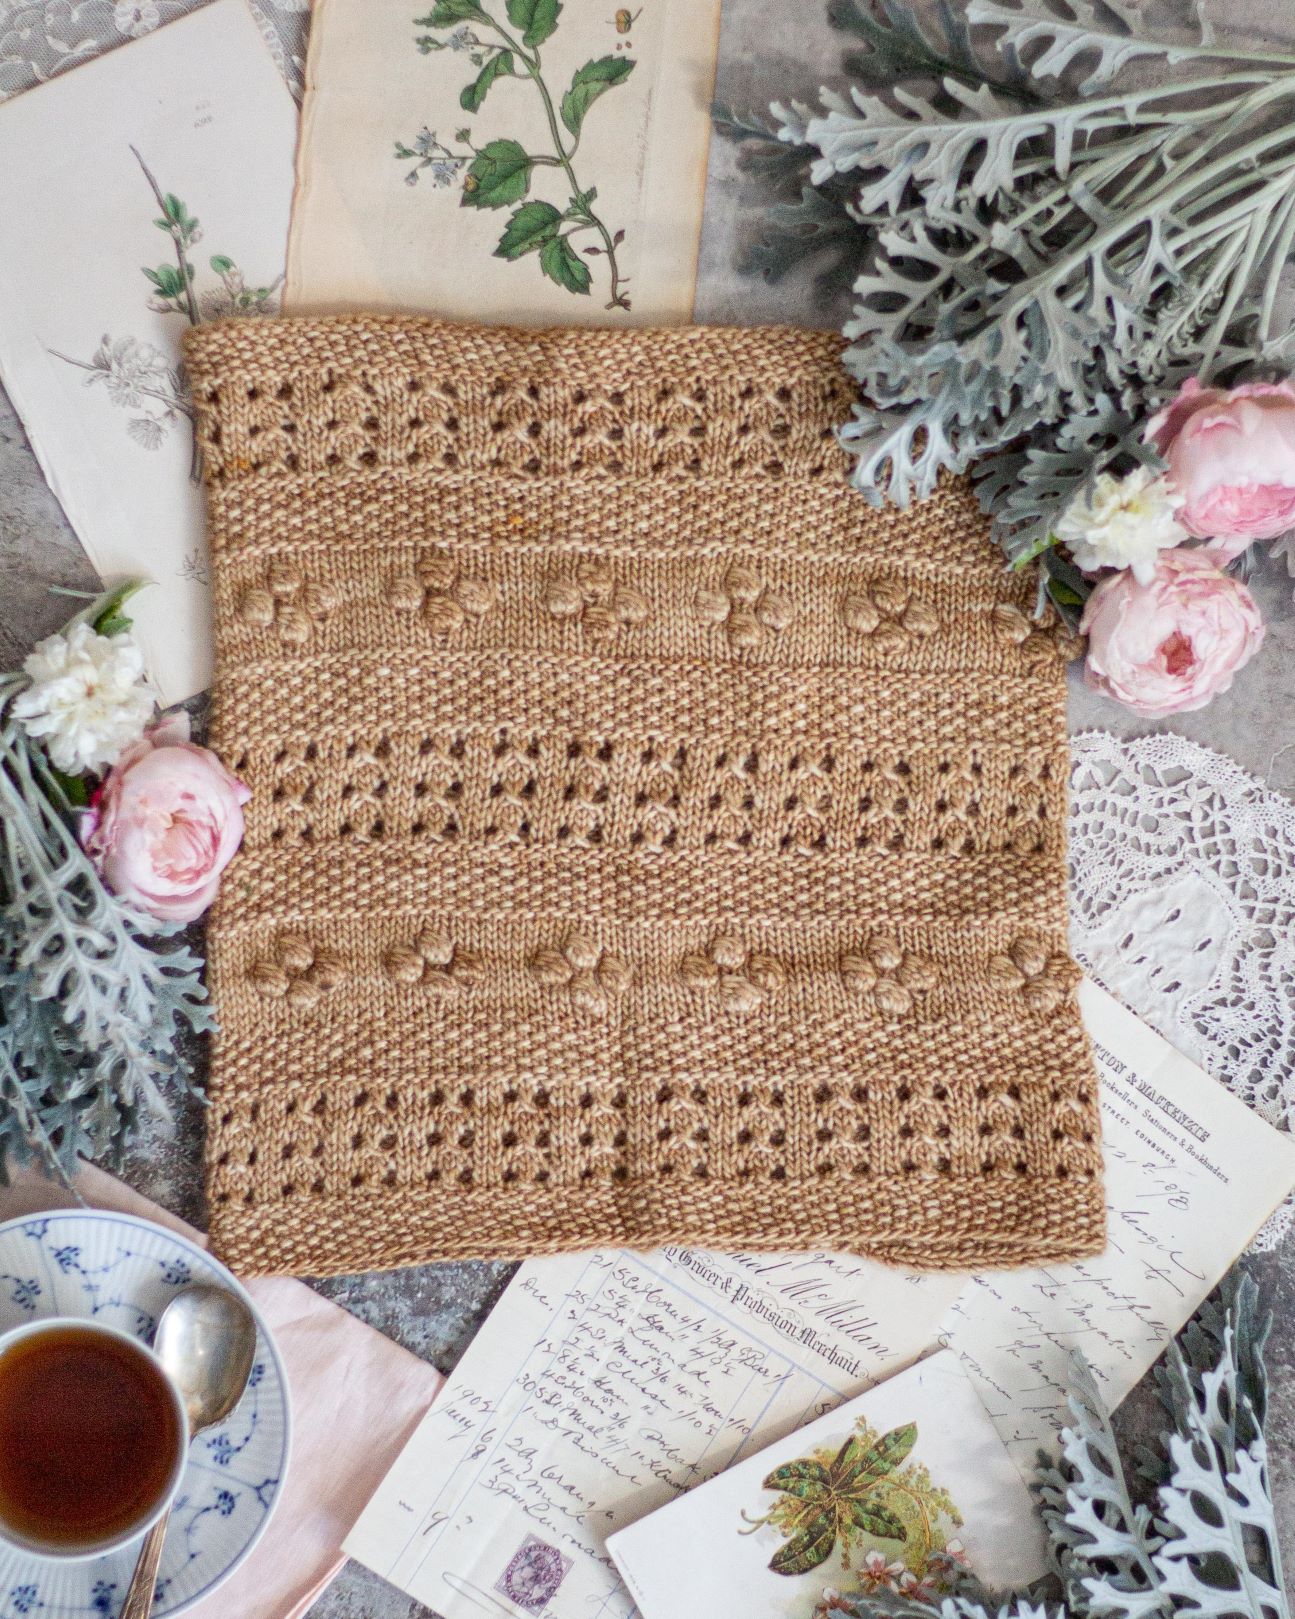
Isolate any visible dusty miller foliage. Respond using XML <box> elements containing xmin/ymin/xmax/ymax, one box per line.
<box><xmin>718</xmin><ymin>0</ymin><xmax>1295</xmax><ymax>617</ymax></box>
<box><xmin>829</xmin><ymin>1272</ymin><xmax>1287</xmax><ymax>1619</ymax></box>
<box><xmin>0</xmin><ymin>595</ymin><xmax>211</xmax><ymax>1184</ymax></box>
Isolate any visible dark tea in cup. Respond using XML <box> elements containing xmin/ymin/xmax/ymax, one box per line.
<box><xmin>0</xmin><ymin>1319</ymin><xmax>187</xmax><ymax>1558</ymax></box>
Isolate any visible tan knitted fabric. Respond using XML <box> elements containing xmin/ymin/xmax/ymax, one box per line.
<box><xmin>186</xmin><ymin>314</ymin><xmax>1104</xmax><ymax>1279</ymax></box>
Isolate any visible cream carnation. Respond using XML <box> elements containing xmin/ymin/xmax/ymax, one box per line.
<box><xmin>1054</xmin><ymin>468</ymin><xmax>1187</xmax><ymax>584</ymax></box>
<box><xmin>12</xmin><ymin>622</ymin><xmax>154</xmax><ymax>775</ymax></box>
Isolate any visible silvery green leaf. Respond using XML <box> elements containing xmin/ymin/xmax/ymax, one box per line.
<box><xmin>966</xmin><ymin>0</ymin><xmax>1227</xmax><ymax>93</ymax></box>
<box><xmin>771</xmin><ymin>96</ymin><xmax>819</xmax><ymax>148</ymax></box>
<box><xmin>1152</xmin><ymin>1337</ymin><xmax>1288</xmax><ymax>1617</ymax></box>
<box><xmin>1036</xmin><ymin>1352</ymin><xmax>1169</xmax><ymax>1618</ymax></box>
<box><xmin>803</xmin><ymin>78</ymin><xmax>1100</xmax><ymax>211</ymax></box>
<box><xmin>0</xmin><ymin>713</ymin><xmax>208</xmax><ymax>1179</ymax></box>
<box><xmin>838</xmin><ymin>395</ymin><xmax>980</xmax><ymax>504</ymax></box>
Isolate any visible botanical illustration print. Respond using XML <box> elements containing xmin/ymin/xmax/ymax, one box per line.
<box><xmin>396</xmin><ymin>0</ymin><xmax>637</xmax><ymax>310</ymax></box>
<box><xmin>49</xmin><ymin>147</ymin><xmax>281</xmax><ymax>475</ymax></box>
<box><xmin>741</xmin><ymin>1419</ymin><xmax>967</xmax><ymax>1615</ymax></box>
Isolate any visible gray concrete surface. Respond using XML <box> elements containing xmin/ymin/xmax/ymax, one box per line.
<box><xmin>3</xmin><ymin>2</ymin><xmax>1295</xmax><ymax>1614</ymax></box>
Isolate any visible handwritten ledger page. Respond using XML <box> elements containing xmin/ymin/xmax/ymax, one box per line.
<box><xmin>288</xmin><ymin>0</ymin><xmax>722</xmax><ymax>324</ymax></box>
<box><xmin>345</xmin><ymin>981</ymin><xmax>1295</xmax><ymax>1616</ymax></box>
<box><xmin>344</xmin><ymin>1251</ymin><xmax>961</xmax><ymax>1618</ymax></box>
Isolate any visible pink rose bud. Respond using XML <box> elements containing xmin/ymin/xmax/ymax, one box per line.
<box><xmin>1080</xmin><ymin>549</ymin><xmax>1264</xmax><ymax>717</ymax></box>
<box><xmin>81</xmin><ymin>712</ymin><xmax>251</xmax><ymax>923</ymax></box>
<box><xmin>1147</xmin><ymin>376</ymin><xmax>1295</xmax><ymax>558</ymax></box>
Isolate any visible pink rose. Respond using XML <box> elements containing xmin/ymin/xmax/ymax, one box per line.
<box><xmin>1080</xmin><ymin>549</ymin><xmax>1264</xmax><ymax>716</ymax></box>
<box><xmin>82</xmin><ymin>712</ymin><xmax>251</xmax><ymax>922</ymax></box>
<box><xmin>1147</xmin><ymin>376</ymin><xmax>1295</xmax><ymax>557</ymax></box>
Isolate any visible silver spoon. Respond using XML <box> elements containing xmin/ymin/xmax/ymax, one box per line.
<box><xmin>120</xmin><ymin>1285</ymin><xmax>259</xmax><ymax>1619</ymax></box>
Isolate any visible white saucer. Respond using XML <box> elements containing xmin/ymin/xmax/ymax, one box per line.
<box><xmin>0</xmin><ymin>1209</ymin><xmax>290</xmax><ymax>1617</ymax></box>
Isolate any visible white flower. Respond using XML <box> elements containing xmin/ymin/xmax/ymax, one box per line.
<box><xmin>1055</xmin><ymin>467</ymin><xmax>1188</xmax><ymax>585</ymax></box>
<box><xmin>857</xmin><ymin>1550</ymin><xmax>908</xmax><ymax>1592</ymax></box>
<box><xmin>12</xmin><ymin>622</ymin><xmax>154</xmax><ymax>775</ymax></box>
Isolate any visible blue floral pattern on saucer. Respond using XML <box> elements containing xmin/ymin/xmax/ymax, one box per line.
<box><xmin>0</xmin><ymin>1211</ymin><xmax>290</xmax><ymax>1618</ymax></box>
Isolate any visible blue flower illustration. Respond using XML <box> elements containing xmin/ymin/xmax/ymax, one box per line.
<box><xmin>206</xmin><ymin>1432</ymin><xmax>236</xmax><ymax>1467</ymax></box>
<box><xmin>216</xmin><ymin>1489</ymin><xmax>238</xmax><ymax>1517</ymax></box>
<box><xmin>51</xmin><ymin>1244</ymin><xmax>80</xmax><ymax>1272</ymax></box>
<box><xmin>8</xmin><ymin>1586</ymin><xmax>39</xmax><ymax>1617</ymax></box>
<box><xmin>160</xmin><ymin>1257</ymin><xmax>192</xmax><ymax>1286</ymax></box>
<box><xmin>91</xmin><ymin>1580</ymin><xmax>116</xmax><ymax>1615</ymax></box>
<box><xmin>4</xmin><ymin>1276</ymin><xmax>39</xmax><ymax>1312</ymax></box>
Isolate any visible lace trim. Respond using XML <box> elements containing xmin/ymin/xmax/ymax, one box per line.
<box><xmin>1068</xmin><ymin>730</ymin><xmax>1295</xmax><ymax>1247</ymax></box>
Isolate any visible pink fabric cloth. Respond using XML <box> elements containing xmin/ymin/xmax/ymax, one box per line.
<box><xmin>0</xmin><ymin>1163</ymin><xmax>442</xmax><ymax>1619</ymax></box>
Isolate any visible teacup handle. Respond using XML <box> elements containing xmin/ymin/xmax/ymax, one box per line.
<box><xmin>120</xmin><ymin>1508</ymin><xmax>172</xmax><ymax>1619</ymax></box>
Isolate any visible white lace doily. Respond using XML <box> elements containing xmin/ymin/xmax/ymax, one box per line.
<box><xmin>1069</xmin><ymin>730</ymin><xmax>1295</xmax><ymax>1248</ymax></box>
<box><xmin>0</xmin><ymin>0</ymin><xmax>307</xmax><ymax>102</ymax></box>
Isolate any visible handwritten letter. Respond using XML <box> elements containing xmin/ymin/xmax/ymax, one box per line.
<box><xmin>941</xmin><ymin>978</ymin><xmax>1295</xmax><ymax>1471</ymax></box>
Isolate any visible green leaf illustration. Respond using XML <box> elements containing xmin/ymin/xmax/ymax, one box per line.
<box><xmin>146</xmin><ymin>264</ymin><xmax>185</xmax><ymax>298</ymax></box>
<box><xmin>506</xmin><ymin>0</ymin><xmax>561</xmax><ymax>48</ymax></box>
<box><xmin>416</xmin><ymin>0</ymin><xmax>486</xmax><ymax>24</ymax></box>
<box><xmin>462</xmin><ymin>138</ymin><xmax>532</xmax><ymax>208</ymax></box>
<box><xmin>401</xmin><ymin>0</ymin><xmax>632</xmax><ymax>308</ymax></box>
<box><xmin>763</xmin><ymin>1460</ymin><xmax>833</xmax><ymax>1502</ymax></box>
<box><xmin>497</xmin><ymin>200</ymin><xmax>562</xmax><ymax>258</ymax></box>
<box><xmin>839</xmin><ymin>1421</ymin><xmax>918</xmax><ymax>1490</ymax></box>
<box><xmin>539</xmin><ymin>234</ymin><xmax>592</xmax><ymax>294</ymax></box>
<box><xmin>761</xmin><ymin>1419</ymin><xmax>914</xmax><ymax>1576</ymax></box>
<box><xmin>209</xmin><ymin>254</ymin><xmax>234</xmax><ymax>275</ymax></box>
<box><xmin>461</xmin><ymin>49</ymin><xmax>514</xmax><ymax>112</ymax></box>
<box><xmin>769</xmin><ymin>1514</ymin><xmax>839</xmax><ymax>1576</ymax></box>
<box><xmin>559</xmin><ymin>56</ymin><xmax>634</xmax><ymax>138</ymax></box>
<box><xmin>843</xmin><ymin>1497</ymin><xmax>908</xmax><ymax>1539</ymax></box>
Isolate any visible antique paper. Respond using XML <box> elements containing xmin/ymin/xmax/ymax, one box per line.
<box><xmin>287</xmin><ymin>0</ymin><xmax>722</xmax><ymax>324</ymax></box>
<box><xmin>0</xmin><ymin>0</ymin><xmax>296</xmax><ymax>702</ymax></box>
<box><xmin>940</xmin><ymin>977</ymin><xmax>1295</xmax><ymax>1474</ymax></box>
<box><xmin>343</xmin><ymin>1250</ymin><xmax>962</xmax><ymax>1619</ymax></box>
<box><xmin>608</xmin><ymin>1353</ymin><xmax>1047</xmax><ymax>1619</ymax></box>
<box><xmin>344</xmin><ymin>981</ymin><xmax>1295</xmax><ymax>1617</ymax></box>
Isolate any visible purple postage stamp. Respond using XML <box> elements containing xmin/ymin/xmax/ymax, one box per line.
<box><xmin>494</xmin><ymin>1534</ymin><xmax>573</xmax><ymax>1613</ymax></box>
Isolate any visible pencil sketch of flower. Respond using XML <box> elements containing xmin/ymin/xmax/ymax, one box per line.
<box><xmin>86</xmin><ymin>336</ymin><xmax>176</xmax><ymax>410</ymax></box>
<box><xmin>178</xmin><ymin>549</ymin><xmax>209</xmax><ymax>586</ymax></box>
<box><xmin>49</xmin><ymin>147</ymin><xmax>282</xmax><ymax>478</ymax></box>
<box><xmin>396</xmin><ymin>0</ymin><xmax>636</xmax><ymax>311</ymax></box>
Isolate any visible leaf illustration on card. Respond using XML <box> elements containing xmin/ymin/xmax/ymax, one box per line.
<box><xmin>758</xmin><ymin>1424</ymin><xmax>914</xmax><ymax>1576</ymax></box>
<box><xmin>47</xmin><ymin>147</ymin><xmax>281</xmax><ymax>480</ymax></box>
<box><xmin>559</xmin><ymin>55</ymin><xmax>633</xmax><ymax>137</ymax></box>
<box><xmin>398</xmin><ymin>0</ymin><xmax>635</xmax><ymax>309</ymax></box>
